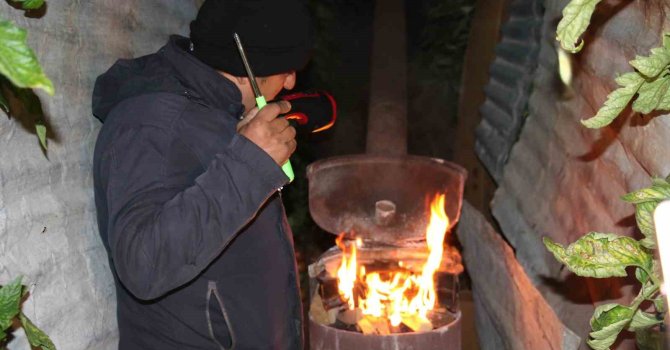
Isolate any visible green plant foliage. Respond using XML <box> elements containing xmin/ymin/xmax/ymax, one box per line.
<box><xmin>0</xmin><ymin>277</ymin><xmax>55</xmax><ymax>349</ymax></box>
<box><xmin>9</xmin><ymin>0</ymin><xmax>45</xmax><ymax>10</ymax></box>
<box><xmin>635</xmin><ymin>201</ymin><xmax>658</xmax><ymax>249</ymax></box>
<box><xmin>621</xmin><ymin>181</ymin><xmax>670</xmax><ymax>204</ymax></box>
<box><xmin>543</xmin><ymin>233</ymin><xmax>652</xmax><ymax>278</ymax></box>
<box><xmin>545</xmin><ymin>177</ymin><xmax>670</xmax><ymax>349</ymax></box>
<box><xmin>580</xmin><ymin>72</ymin><xmax>644</xmax><ymax>128</ymax></box>
<box><xmin>36</xmin><ymin>121</ymin><xmax>47</xmax><ymax>150</ymax></box>
<box><xmin>0</xmin><ymin>91</ymin><xmax>7</xmax><ymax>113</ymax></box>
<box><xmin>587</xmin><ymin>303</ymin><xmax>633</xmax><ymax>350</ymax></box>
<box><xmin>20</xmin><ymin>313</ymin><xmax>56</xmax><ymax>350</ymax></box>
<box><xmin>556</xmin><ymin>0</ymin><xmax>602</xmax><ymax>53</ymax></box>
<box><xmin>0</xmin><ymin>20</ymin><xmax>54</xmax><ymax>95</ymax></box>
<box><xmin>0</xmin><ymin>276</ymin><xmax>23</xmax><ymax>338</ymax></box>
<box><xmin>628</xmin><ymin>310</ymin><xmax>662</xmax><ymax>331</ymax></box>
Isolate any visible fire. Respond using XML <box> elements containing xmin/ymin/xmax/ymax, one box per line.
<box><xmin>335</xmin><ymin>193</ymin><xmax>450</xmax><ymax>330</ymax></box>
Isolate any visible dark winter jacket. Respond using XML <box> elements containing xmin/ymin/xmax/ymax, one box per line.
<box><xmin>92</xmin><ymin>35</ymin><xmax>303</xmax><ymax>350</ymax></box>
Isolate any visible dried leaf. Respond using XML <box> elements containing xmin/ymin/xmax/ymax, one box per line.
<box><xmin>543</xmin><ymin>233</ymin><xmax>651</xmax><ymax>278</ymax></box>
<box><xmin>581</xmin><ymin>72</ymin><xmax>644</xmax><ymax>128</ymax></box>
<box><xmin>556</xmin><ymin>0</ymin><xmax>603</xmax><ymax>53</ymax></box>
<box><xmin>0</xmin><ymin>20</ymin><xmax>54</xmax><ymax>95</ymax></box>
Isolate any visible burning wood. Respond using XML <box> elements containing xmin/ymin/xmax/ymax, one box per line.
<box><xmin>357</xmin><ymin>315</ymin><xmax>390</xmax><ymax>335</ymax></box>
<box><xmin>309</xmin><ymin>193</ymin><xmax>462</xmax><ymax>336</ymax></box>
<box><xmin>400</xmin><ymin>314</ymin><xmax>433</xmax><ymax>333</ymax></box>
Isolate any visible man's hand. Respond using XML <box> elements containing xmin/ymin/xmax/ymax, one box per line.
<box><xmin>237</xmin><ymin>101</ymin><xmax>297</xmax><ymax>166</ymax></box>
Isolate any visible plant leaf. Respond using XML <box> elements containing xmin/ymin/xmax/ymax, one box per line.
<box><xmin>9</xmin><ymin>0</ymin><xmax>45</xmax><ymax>10</ymax></box>
<box><xmin>622</xmin><ymin>183</ymin><xmax>670</xmax><ymax>204</ymax></box>
<box><xmin>631</xmin><ymin>46</ymin><xmax>670</xmax><ymax>78</ymax></box>
<box><xmin>20</xmin><ymin>313</ymin><xmax>56</xmax><ymax>350</ymax></box>
<box><xmin>35</xmin><ymin>122</ymin><xmax>47</xmax><ymax>150</ymax></box>
<box><xmin>652</xmin><ymin>177</ymin><xmax>669</xmax><ymax>187</ymax></box>
<box><xmin>0</xmin><ymin>20</ymin><xmax>54</xmax><ymax>95</ymax></box>
<box><xmin>543</xmin><ymin>233</ymin><xmax>651</xmax><ymax>278</ymax></box>
<box><xmin>588</xmin><ymin>303</ymin><xmax>634</xmax><ymax>350</ymax></box>
<box><xmin>581</xmin><ymin>72</ymin><xmax>644</xmax><ymax>128</ymax></box>
<box><xmin>628</xmin><ymin>309</ymin><xmax>662</xmax><ymax>331</ymax></box>
<box><xmin>636</xmin><ymin>201</ymin><xmax>658</xmax><ymax>249</ymax></box>
<box><xmin>653</xmin><ymin>296</ymin><xmax>665</xmax><ymax>314</ymax></box>
<box><xmin>0</xmin><ymin>90</ymin><xmax>7</xmax><ymax>114</ymax></box>
<box><xmin>632</xmin><ymin>76</ymin><xmax>670</xmax><ymax>114</ymax></box>
<box><xmin>635</xmin><ymin>267</ymin><xmax>649</xmax><ymax>284</ymax></box>
<box><xmin>0</xmin><ymin>276</ymin><xmax>23</xmax><ymax>331</ymax></box>
<box><xmin>556</xmin><ymin>0</ymin><xmax>603</xmax><ymax>53</ymax></box>
<box><xmin>636</xmin><ymin>326</ymin><xmax>664</xmax><ymax>350</ymax></box>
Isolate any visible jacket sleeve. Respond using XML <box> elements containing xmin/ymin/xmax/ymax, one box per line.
<box><xmin>102</xmin><ymin>126</ymin><xmax>288</xmax><ymax>300</ymax></box>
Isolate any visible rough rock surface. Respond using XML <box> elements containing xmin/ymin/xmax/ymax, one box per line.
<box><xmin>0</xmin><ymin>2</ymin><xmax>198</xmax><ymax>349</ymax></box>
<box><xmin>484</xmin><ymin>0</ymin><xmax>670</xmax><ymax>348</ymax></box>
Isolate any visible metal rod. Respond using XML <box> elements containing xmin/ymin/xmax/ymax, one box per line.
<box><xmin>233</xmin><ymin>33</ymin><xmax>263</xmax><ymax>98</ymax></box>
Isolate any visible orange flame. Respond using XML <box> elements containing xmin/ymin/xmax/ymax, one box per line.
<box><xmin>335</xmin><ymin>193</ymin><xmax>450</xmax><ymax>329</ymax></box>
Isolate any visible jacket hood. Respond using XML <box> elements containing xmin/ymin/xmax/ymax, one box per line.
<box><xmin>92</xmin><ymin>35</ymin><xmax>243</xmax><ymax>123</ymax></box>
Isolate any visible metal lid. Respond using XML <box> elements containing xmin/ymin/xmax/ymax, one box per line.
<box><xmin>306</xmin><ymin>155</ymin><xmax>467</xmax><ymax>243</ymax></box>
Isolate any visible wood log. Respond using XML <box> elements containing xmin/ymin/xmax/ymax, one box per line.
<box><xmin>401</xmin><ymin>314</ymin><xmax>433</xmax><ymax>333</ymax></box>
<box><xmin>337</xmin><ymin>308</ymin><xmax>363</xmax><ymax>325</ymax></box>
<box><xmin>357</xmin><ymin>315</ymin><xmax>390</xmax><ymax>335</ymax></box>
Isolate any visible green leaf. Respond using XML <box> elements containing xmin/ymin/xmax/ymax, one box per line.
<box><xmin>35</xmin><ymin>122</ymin><xmax>47</xmax><ymax>150</ymax></box>
<box><xmin>20</xmin><ymin>313</ymin><xmax>56</xmax><ymax>350</ymax></box>
<box><xmin>0</xmin><ymin>276</ymin><xmax>23</xmax><ymax>332</ymax></box>
<box><xmin>10</xmin><ymin>0</ymin><xmax>45</xmax><ymax>10</ymax></box>
<box><xmin>0</xmin><ymin>20</ymin><xmax>54</xmax><ymax>95</ymax></box>
<box><xmin>631</xmin><ymin>46</ymin><xmax>670</xmax><ymax>78</ymax></box>
<box><xmin>636</xmin><ymin>326</ymin><xmax>664</xmax><ymax>350</ymax></box>
<box><xmin>556</xmin><ymin>0</ymin><xmax>603</xmax><ymax>53</ymax></box>
<box><xmin>628</xmin><ymin>309</ymin><xmax>662</xmax><ymax>331</ymax></box>
<box><xmin>622</xmin><ymin>183</ymin><xmax>670</xmax><ymax>204</ymax></box>
<box><xmin>632</xmin><ymin>76</ymin><xmax>670</xmax><ymax>114</ymax></box>
<box><xmin>652</xmin><ymin>177</ymin><xmax>669</xmax><ymax>187</ymax></box>
<box><xmin>581</xmin><ymin>72</ymin><xmax>644</xmax><ymax>128</ymax></box>
<box><xmin>653</xmin><ymin>296</ymin><xmax>665</xmax><ymax>314</ymax></box>
<box><xmin>0</xmin><ymin>90</ymin><xmax>7</xmax><ymax>114</ymax></box>
<box><xmin>543</xmin><ymin>233</ymin><xmax>652</xmax><ymax>278</ymax></box>
<box><xmin>636</xmin><ymin>201</ymin><xmax>658</xmax><ymax>249</ymax></box>
<box><xmin>588</xmin><ymin>303</ymin><xmax>634</xmax><ymax>350</ymax></box>
<box><xmin>635</xmin><ymin>267</ymin><xmax>649</xmax><ymax>284</ymax></box>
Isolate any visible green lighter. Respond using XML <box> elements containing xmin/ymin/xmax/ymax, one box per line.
<box><xmin>233</xmin><ymin>33</ymin><xmax>295</xmax><ymax>183</ymax></box>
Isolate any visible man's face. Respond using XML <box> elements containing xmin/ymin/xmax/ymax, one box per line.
<box><xmin>240</xmin><ymin>71</ymin><xmax>296</xmax><ymax>113</ymax></box>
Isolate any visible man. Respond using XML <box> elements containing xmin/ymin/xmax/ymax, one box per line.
<box><xmin>91</xmin><ymin>0</ymin><xmax>313</xmax><ymax>349</ymax></box>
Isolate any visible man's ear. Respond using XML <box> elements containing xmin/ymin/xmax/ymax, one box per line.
<box><xmin>283</xmin><ymin>72</ymin><xmax>296</xmax><ymax>90</ymax></box>
<box><xmin>235</xmin><ymin>76</ymin><xmax>249</xmax><ymax>85</ymax></box>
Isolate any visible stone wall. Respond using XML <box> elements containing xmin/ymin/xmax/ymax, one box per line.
<box><xmin>0</xmin><ymin>2</ymin><xmax>198</xmax><ymax>348</ymax></box>
<box><xmin>479</xmin><ymin>0</ymin><xmax>670</xmax><ymax>347</ymax></box>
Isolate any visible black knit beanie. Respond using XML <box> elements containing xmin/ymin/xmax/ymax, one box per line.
<box><xmin>190</xmin><ymin>0</ymin><xmax>314</xmax><ymax>77</ymax></box>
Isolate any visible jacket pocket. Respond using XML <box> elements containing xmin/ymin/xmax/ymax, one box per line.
<box><xmin>206</xmin><ymin>281</ymin><xmax>235</xmax><ymax>350</ymax></box>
